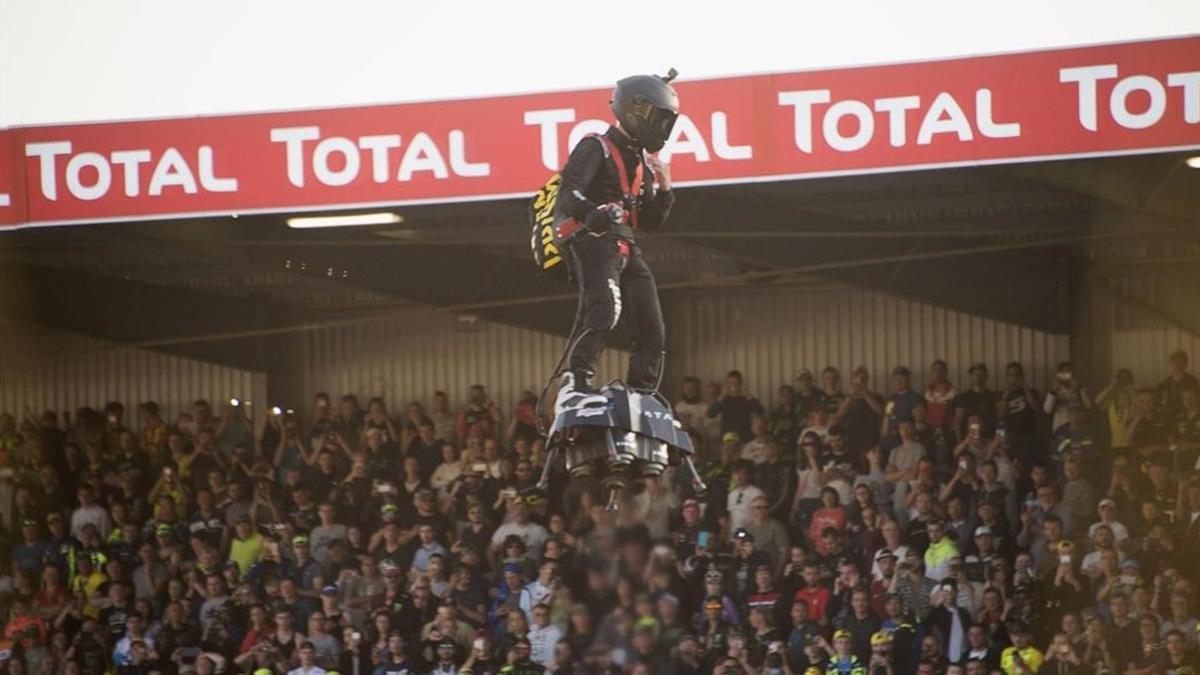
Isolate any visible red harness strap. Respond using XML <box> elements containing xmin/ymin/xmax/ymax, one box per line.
<box><xmin>594</xmin><ymin>134</ymin><xmax>643</xmax><ymax>230</ymax></box>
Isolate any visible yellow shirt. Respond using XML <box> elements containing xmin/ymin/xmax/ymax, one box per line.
<box><xmin>142</xmin><ymin>424</ymin><xmax>169</xmax><ymax>464</ymax></box>
<box><xmin>1001</xmin><ymin>645</ymin><xmax>1044</xmax><ymax>675</ymax></box>
<box><xmin>229</xmin><ymin>532</ymin><xmax>264</xmax><ymax>578</ymax></box>
<box><xmin>1106</xmin><ymin>396</ymin><xmax>1134</xmax><ymax>448</ymax></box>
<box><xmin>71</xmin><ymin>571</ymin><xmax>109</xmax><ymax>619</ymax></box>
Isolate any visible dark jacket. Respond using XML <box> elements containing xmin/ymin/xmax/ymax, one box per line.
<box><xmin>555</xmin><ymin>127</ymin><xmax>674</xmax><ymax>237</ymax></box>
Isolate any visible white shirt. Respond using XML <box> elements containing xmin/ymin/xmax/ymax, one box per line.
<box><xmin>741</xmin><ymin>439</ymin><xmax>772</xmax><ymax>464</ymax></box>
<box><xmin>629</xmin><ymin>489</ymin><xmax>679</xmax><ymax>539</ymax></box>
<box><xmin>727</xmin><ymin>485</ymin><xmax>765</xmax><ymax>532</ymax></box>
<box><xmin>795</xmin><ymin>467</ymin><xmax>823</xmax><ymax>501</ymax></box>
<box><xmin>520</xmin><ymin>580</ymin><xmax>555</xmax><ymax>620</ymax></box>
<box><xmin>528</xmin><ymin>623</ymin><xmax>563</xmax><ymax>666</ymax></box>
<box><xmin>71</xmin><ymin>504</ymin><xmax>111</xmax><ymax>539</ymax></box>
<box><xmin>430</xmin><ymin>462</ymin><xmax>462</xmax><ymax>492</ymax></box>
<box><xmin>1087</xmin><ymin>520</ymin><xmax>1129</xmax><ymax>542</ymax></box>
<box><xmin>112</xmin><ymin>635</ymin><xmax>155</xmax><ymax>665</ymax></box>
<box><xmin>491</xmin><ymin>521</ymin><xmax>549</xmax><ymax>555</ymax></box>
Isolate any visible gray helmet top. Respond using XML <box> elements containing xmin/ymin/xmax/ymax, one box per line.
<box><xmin>610</xmin><ymin>69</ymin><xmax>680</xmax><ymax>153</ymax></box>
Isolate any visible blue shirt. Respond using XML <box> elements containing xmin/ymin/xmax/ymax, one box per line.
<box><xmin>887</xmin><ymin>390</ymin><xmax>924</xmax><ymax>426</ymax></box>
<box><xmin>410</xmin><ymin>543</ymin><xmax>448</xmax><ymax>574</ymax></box>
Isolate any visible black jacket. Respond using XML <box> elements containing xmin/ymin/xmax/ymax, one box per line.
<box><xmin>555</xmin><ymin>126</ymin><xmax>674</xmax><ymax>237</ymax></box>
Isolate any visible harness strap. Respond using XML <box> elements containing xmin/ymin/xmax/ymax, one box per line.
<box><xmin>594</xmin><ymin>134</ymin><xmax>643</xmax><ymax>230</ymax></box>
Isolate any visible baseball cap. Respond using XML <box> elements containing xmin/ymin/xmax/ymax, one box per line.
<box><xmin>795</xmin><ymin>368</ymin><xmax>813</xmax><ymax>380</ymax></box>
<box><xmin>722</xmin><ymin>431</ymin><xmax>741</xmax><ymax>444</ymax></box>
<box><xmin>154</xmin><ymin>523</ymin><xmax>173</xmax><ymax>536</ymax></box>
<box><xmin>21</xmin><ymin>518</ymin><xmax>37</xmax><ymax>528</ymax></box>
<box><xmin>321</xmin><ymin>585</ymin><xmax>338</xmax><ymax>596</ymax></box>
<box><xmin>1098</xmin><ymin>498</ymin><xmax>1116</xmax><ymax>509</ymax></box>
<box><xmin>502</xmin><ymin>562</ymin><xmax>523</xmax><ymax>576</ymax></box>
<box><xmin>704</xmin><ymin>596</ymin><xmax>724</xmax><ymax>610</ymax></box>
<box><xmin>874</xmin><ymin>548</ymin><xmax>896</xmax><ymax>562</ymax></box>
<box><xmin>974</xmin><ymin>526</ymin><xmax>993</xmax><ymax>537</ymax></box>
<box><xmin>891</xmin><ymin>366</ymin><xmax>911</xmax><ymax>377</ymax></box>
<box><xmin>833</xmin><ymin>629</ymin><xmax>851</xmax><ymax>641</ymax></box>
<box><xmin>704</xmin><ymin>569</ymin><xmax>723</xmax><ymax>582</ymax></box>
<box><xmin>681</xmin><ymin>498</ymin><xmax>699</xmax><ymax>510</ymax></box>
<box><xmin>734</xmin><ymin>528</ymin><xmax>754</xmax><ymax>542</ymax></box>
<box><xmin>870</xmin><ymin>631</ymin><xmax>893</xmax><ymax>646</ymax></box>
<box><xmin>1121</xmin><ymin>559</ymin><xmax>1140</xmax><ymax>570</ymax></box>
<box><xmin>292</xmin><ymin>534</ymin><xmax>310</xmax><ymax>546</ymax></box>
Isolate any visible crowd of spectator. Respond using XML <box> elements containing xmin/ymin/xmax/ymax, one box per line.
<box><xmin>0</xmin><ymin>351</ymin><xmax>1199</xmax><ymax>675</ymax></box>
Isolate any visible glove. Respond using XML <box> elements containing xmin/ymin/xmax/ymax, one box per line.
<box><xmin>583</xmin><ymin>202</ymin><xmax>627</xmax><ymax>232</ymax></box>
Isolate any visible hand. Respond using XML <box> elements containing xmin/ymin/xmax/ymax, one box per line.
<box><xmin>645</xmin><ymin>154</ymin><xmax>671</xmax><ymax>189</ymax></box>
<box><xmin>595</xmin><ymin>202</ymin><xmax>627</xmax><ymax>226</ymax></box>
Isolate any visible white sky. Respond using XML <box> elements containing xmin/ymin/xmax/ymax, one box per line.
<box><xmin>1</xmin><ymin>0</ymin><xmax>1198</xmax><ymax>127</ymax></box>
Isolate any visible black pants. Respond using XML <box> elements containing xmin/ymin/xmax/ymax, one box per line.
<box><xmin>568</xmin><ymin>235</ymin><xmax>664</xmax><ymax>390</ymax></box>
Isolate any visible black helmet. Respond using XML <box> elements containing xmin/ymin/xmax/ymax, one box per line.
<box><xmin>610</xmin><ymin>68</ymin><xmax>680</xmax><ymax>152</ymax></box>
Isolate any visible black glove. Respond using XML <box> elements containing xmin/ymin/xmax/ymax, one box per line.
<box><xmin>583</xmin><ymin>203</ymin><xmax>626</xmax><ymax>233</ymax></box>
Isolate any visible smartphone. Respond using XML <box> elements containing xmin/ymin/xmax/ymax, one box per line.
<box><xmin>698</xmin><ymin>531</ymin><xmax>711</xmax><ymax>548</ymax></box>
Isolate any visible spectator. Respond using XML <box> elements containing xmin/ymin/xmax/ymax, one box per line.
<box><xmin>726</xmin><ymin>461</ymin><xmax>765</xmax><ymax>534</ymax></box>
<box><xmin>1044</xmin><ymin>362</ymin><xmax>1092</xmax><ymax>434</ymax></box>
<box><xmin>526</xmin><ymin>604</ymin><xmax>561</xmax><ymax>667</ymax></box>
<box><xmin>1095</xmin><ymin>368</ymin><xmax>1137</xmax><ymax>452</ymax></box>
<box><xmin>881</xmin><ymin>366</ymin><xmax>923</xmax><ymax>441</ymax></box>
<box><xmin>1157</xmin><ymin>350</ymin><xmax>1198</xmax><ymax>419</ymax></box>
<box><xmin>954</xmin><ymin>364</ymin><xmax>998</xmax><ymax>441</ymax></box>
<box><xmin>2</xmin><ymin>357</ymin><xmax>1199</xmax><ymax>675</ymax></box>
<box><xmin>923</xmin><ymin>360</ymin><xmax>958</xmax><ymax>431</ymax></box>
<box><xmin>707</xmin><ymin>371</ymin><xmax>765</xmax><ymax>443</ymax></box>
<box><xmin>834</xmin><ymin>367</ymin><xmax>883</xmax><ymax>457</ymax></box>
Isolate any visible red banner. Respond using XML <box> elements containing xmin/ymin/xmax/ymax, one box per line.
<box><xmin>1</xmin><ymin>36</ymin><xmax>1198</xmax><ymax>228</ymax></box>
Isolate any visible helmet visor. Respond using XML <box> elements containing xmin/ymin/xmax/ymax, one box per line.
<box><xmin>629</xmin><ymin>100</ymin><xmax>678</xmax><ymax>146</ymax></box>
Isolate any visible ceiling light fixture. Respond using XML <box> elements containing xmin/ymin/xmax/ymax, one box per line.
<box><xmin>1186</xmin><ymin>156</ymin><xmax>1200</xmax><ymax>169</ymax></box>
<box><xmin>287</xmin><ymin>212</ymin><xmax>403</xmax><ymax>229</ymax></box>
